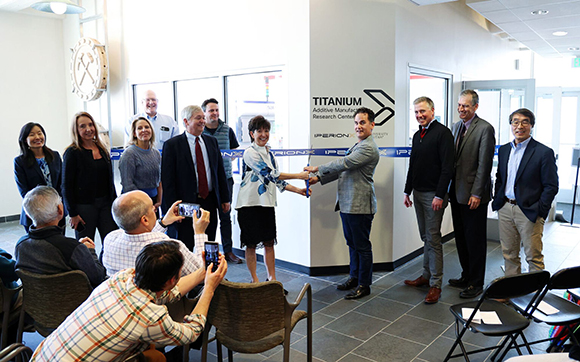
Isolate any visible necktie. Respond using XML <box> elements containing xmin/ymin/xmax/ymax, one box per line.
<box><xmin>456</xmin><ymin>122</ymin><xmax>466</xmax><ymax>150</ymax></box>
<box><xmin>420</xmin><ymin>128</ymin><xmax>426</xmax><ymax>139</ymax></box>
<box><xmin>195</xmin><ymin>137</ymin><xmax>209</xmax><ymax>199</ymax></box>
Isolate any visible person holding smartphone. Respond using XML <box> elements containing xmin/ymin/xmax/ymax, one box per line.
<box><xmin>236</xmin><ymin>115</ymin><xmax>311</xmax><ymax>285</ymax></box>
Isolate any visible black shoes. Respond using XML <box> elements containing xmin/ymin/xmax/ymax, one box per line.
<box><xmin>448</xmin><ymin>277</ymin><xmax>469</xmax><ymax>289</ymax></box>
<box><xmin>345</xmin><ymin>285</ymin><xmax>371</xmax><ymax>300</ymax></box>
<box><xmin>460</xmin><ymin>285</ymin><xmax>483</xmax><ymax>299</ymax></box>
<box><xmin>337</xmin><ymin>277</ymin><xmax>358</xmax><ymax>291</ymax></box>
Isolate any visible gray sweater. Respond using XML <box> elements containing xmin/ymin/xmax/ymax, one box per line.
<box><xmin>119</xmin><ymin>144</ymin><xmax>161</xmax><ymax>193</ymax></box>
<box><xmin>15</xmin><ymin>226</ymin><xmax>106</xmax><ymax>287</ymax></box>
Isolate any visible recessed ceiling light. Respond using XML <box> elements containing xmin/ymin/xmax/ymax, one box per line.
<box><xmin>553</xmin><ymin>31</ymin><xmax>568</xmax><ymax>36</ymax></box>
<box><xmin>569</xmin><ymin>47</ymin><xmax>580</xmax><ymax>51</ymax></box>
<box><xmin>531</xmin><ymin>10</ymin><xmax>549</xmax><ymax>15</ymax></box>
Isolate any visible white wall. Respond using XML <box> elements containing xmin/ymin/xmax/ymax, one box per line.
<box><xmin>308</xmin><ymin>0</ymin><xmax>396</xmax><ymax>267</ymax></box>
<box><xmin>0</xmin><ymin>12</ymin><xmax>69</xmax><ymax>219</ymax></box>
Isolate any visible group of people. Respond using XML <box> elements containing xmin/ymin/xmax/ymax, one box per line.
<box><xmin>403</xmin><ymin>90</ymin><xmax>558</xmax><ymax>305</ymax></box>
<box><xmin>8</xmin><ymin>87</ymin><xmax>560</xmax><ymax>358</ymax></box>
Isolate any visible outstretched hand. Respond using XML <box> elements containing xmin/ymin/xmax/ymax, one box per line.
<box><xmin>162</xmin><ymin>200</ymin><xmax>185</xmax><ymax>226</ymax></box>
<box><xmin>193</xmin><ymin>208</ymin><xmax>210</xmax><ymax>235</ymax></box>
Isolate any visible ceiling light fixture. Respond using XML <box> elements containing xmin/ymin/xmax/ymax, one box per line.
<box><xmin>553</xmin><ymin>31</ymin><xmax>568</xmax><ymax>37</ymax></box>
<box><xmin>569</xmin><ymin>47</ymin><xmax>580</xmax><ymax>51</ymax></box>
<box><xmin>531</xmin><ymin>10</ymin><xmax>549</xmax><ymax>15</ymax></box>
<box><xmin>31</xmin><ymin>0</ymin><xmax>85</xmax><ymax>15</ymax></box>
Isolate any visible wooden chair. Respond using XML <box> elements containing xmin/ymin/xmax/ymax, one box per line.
<box><xmin>15</xmin><ymin>269</ymin><xmax>92</xmax><ymax>339</ymax></box>
<box><xmin>200</xmin><ymin>280</ymin><xmax>312</xmax><ymax>362</ymax></box>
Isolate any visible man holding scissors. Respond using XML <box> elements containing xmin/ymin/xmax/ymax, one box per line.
<box><xmin>305</xmin><ymin>107</ymin><xmax>380</xmax><ymax>300</ymax></box>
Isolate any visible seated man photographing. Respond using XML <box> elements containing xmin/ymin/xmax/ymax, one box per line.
<box><xmin>103</xmin><ymin>190</ymin><xmax>206</xmax><ymax>278</ymax></box>
<box><xmin>31</xmin><ymin>240</ymin><xmax>227</xmax><ymax>361</ymax></box>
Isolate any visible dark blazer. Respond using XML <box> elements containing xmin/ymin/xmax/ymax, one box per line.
<box><xmin>14</xmin><ymin>151</ymin><xmax>65</xmax><ymax>227</ymax></box>
<box><xmin>161</xmin><ymin>132</ymin><xmax>230</xmax><ymax>213</ymax></box>
<box><xmin>452</xmin><ymin>115</ymin><xmax>496</xmax><ymax>204</ymax></box>
<box><xmin>62</xmin><ymin>146</ymin><xmax>117</xmax><ymax>218</ymax></box>
<box><xmin>492</xmin><ymin>138</ymin><xmax>558</xmax><ymax>222</ymax></box>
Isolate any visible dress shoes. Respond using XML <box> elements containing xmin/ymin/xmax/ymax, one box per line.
<box><xmin>404</xmin><ymin>276</ymin><xmax>429</xmax><ymax>287</ymax></box>
<box><xmin>459</xmin><ymin>285</ymin><xmax>483</xmax><ymax>299</ymax></box>
<box><xmin>424</xmin><ymin>287</ymin><xmax>442</xmax><ymax>304</ymax></box>
<box><xmin>448</xmin><ymin>277</ymin><xmax>469</xmax><ymax>289</ymax></box>
<box><xmin>344</xmin><ymin>285</ymin><xmax>371</xmax><ymax>300</ymax></box>
<box><xmin>336</xmin><ymin>277</ymin><xmax>358</xmax><ymax>291</ymax></box>
<box><xmin>225</xmin><ymin>252</ymin><xmax>243</xmax><ymax>264</ymax></box>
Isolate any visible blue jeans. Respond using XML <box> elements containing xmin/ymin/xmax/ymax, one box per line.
<box><xmin>340</xmin><ymin>212</ymin><xmax>374</xmax><ymax>287</ymax></box>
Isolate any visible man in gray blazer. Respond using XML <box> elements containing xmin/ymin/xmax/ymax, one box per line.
<box><xmin>449</xmin><ymin>90</ymin><xmax>495</xmax><ymax>299</ymax></box>
<box><xmin>306</xmin><ymin>107</ymin><xmax>380</xmax><ymax>300</ymax></box>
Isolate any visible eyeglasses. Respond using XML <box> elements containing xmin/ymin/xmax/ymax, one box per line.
<box><xmin>510</xmin><ymin>119</ymin><xmax>530</xmax><ymax>127</ymax></box>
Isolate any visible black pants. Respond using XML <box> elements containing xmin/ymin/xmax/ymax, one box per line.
<box><xmin>450</xmin><ymin>190</ymin><xmax>488</xmax><ymax>288</ymax></box>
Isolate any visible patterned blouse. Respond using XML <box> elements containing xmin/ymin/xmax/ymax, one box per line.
<box><xmin>235</xmin><ymin>142</ymin><xmax>288</xmax><ymax>209</ymax></box>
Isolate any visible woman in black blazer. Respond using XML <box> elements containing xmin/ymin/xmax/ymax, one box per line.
<box><xmin>14</xmin><ymin>122</ymin><xmax>66</xmax><ymax>233</ymax></box>
<box><xmin>62</xmin><ymin>112</ymin><xmax>117</xmax><ymax>244</ymax></box>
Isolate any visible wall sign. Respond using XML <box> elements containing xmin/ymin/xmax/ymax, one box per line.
<box><xmin>70</xmin><ymin>37</ymin><xmax>108</xmax><ymax>101</ymax></box>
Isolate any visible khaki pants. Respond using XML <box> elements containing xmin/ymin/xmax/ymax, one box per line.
<box><xmin>498</xmin><ymin>203</ymin><xmax>545</xmax><ymax>276</ymax></box>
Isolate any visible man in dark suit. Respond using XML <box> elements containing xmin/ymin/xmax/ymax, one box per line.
<box><xmin>161</xmin><ymin>105</ymin><xmax>231</xmax><ymax>250</ymax></box>
<box><xmin>492</xmin><ymin>108</ymin><xmax>558</xmax><ymax>276</ymax></box>
<box><xmin>449</xmin><ymin>90</ymin><xmax>495</xmax><ymax>299</ymax></box>
<box><xmin>403</xmin><ymin>97</ymin><xmax>454</xmax><ymax>304</ymax></box>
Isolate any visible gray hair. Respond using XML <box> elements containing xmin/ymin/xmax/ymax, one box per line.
<box><xmin>459</xmin><ymin>90</ymin><xmax>479</xmax><ymax>105</ymax></box>
<box><xmin>111</xmin><ymin>193</ymin><xmax>150</xmax><ymax>231</ymax></box>
<box><xmin>23</xmin><ymin>186</ymin><xmax>61</xmax><ymax>226</ymax></box>
<box><xmin>181</xmin><ymin>105</ymin><xmax>203</xmax><ymax>123</ymax></box>
<box><xmin>413</xmin><ymin>96</ymin><xmax>434</xmax><ymax>109</ymax></box>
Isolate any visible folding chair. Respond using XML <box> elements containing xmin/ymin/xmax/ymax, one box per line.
<box><xmin>511</xmin><ymin>266</ymin><xmax>580</xmax><ymax>351</ymax></box>
<box><xmin>444</xmin><ymin>270</ymin><xmax>550</xmax><ymax>362</ymax></box>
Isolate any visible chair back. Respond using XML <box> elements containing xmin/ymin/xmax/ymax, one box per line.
<box><xmin>15</xmin><ymin>269</ymin><xmax>92</xmax><ymax>334</ymax></box>
<box><xmin>0</xmin><ymin>278</ymin><xmax>21</xmax><ymax>350</ymax></box>
<box><xmin>548</xmin><ymin>266</ymin><xmax>580</xmax><ymax>291</ymax></box>
<box><xmin>207</xmin><ymin>280</ymin><xmax>285</xmax><ymax>342</ymax></box>
<box><xmin>485</xmin><ymin>270</ymin><xmax>550</xmax><ymax>300</ymax></box>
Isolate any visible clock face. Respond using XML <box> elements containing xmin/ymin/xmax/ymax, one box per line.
<box><xmin>70</xmin><ymin>37</ymin><xmax>108</xmax><ymax>101</ymax></box>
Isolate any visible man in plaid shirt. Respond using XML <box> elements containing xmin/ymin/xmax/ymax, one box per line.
<box><xmin>31</xmin><ymin>238</ymin><xmax>227</xmax><ymax>361</ymax></box>
<box><xmin>103</xmin><ymin>190</ymin><xmax>205</xmax><ymax>277</ymax></box>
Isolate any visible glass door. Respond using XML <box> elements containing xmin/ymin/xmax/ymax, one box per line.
<box><xmin>537</xmin><ymin>87</ymin><xmax>580</xmax><ymax>204</ymax></box>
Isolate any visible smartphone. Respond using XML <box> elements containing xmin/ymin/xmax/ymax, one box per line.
<box><xmin>204</xmin><ymin>242</ymin><xmax>220</xmax><ymax>272</ymax></box>
<box><xmin>178</xmin><ymin>203</ymin><xmax>201</xmax><ymax>218</ymax></box>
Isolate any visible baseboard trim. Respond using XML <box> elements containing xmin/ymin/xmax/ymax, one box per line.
<box><xmin>230</xmin><ymin>232</ymin><xmax>455</xmax><ymax>276</ymax></box>
<box><xmin>0</xmin><ymin>215</ymin><xmax>19</xmax><ymax>223</ymax></box>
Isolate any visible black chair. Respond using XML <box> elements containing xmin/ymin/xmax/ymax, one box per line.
<box><xmin>15</xmin><ymin>269</ymin><xmax>92</xmax><ymax>338</ymax></box>
<box><xmin>511</xmin><ymin>266</ymin><xmax>580</xmax><ymax>351</ymax></box>
<box><xmin>0</xmin><ymin>278</ymin><xmax>22</xmax><ymax>350</ymax></box>
<box><xmin>444</xmin><ymin>270</ymin><xmax>550</xmax><ymax>362</ymax></box>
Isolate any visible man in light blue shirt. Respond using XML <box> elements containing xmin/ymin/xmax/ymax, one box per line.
<box><xmin>492</xmin><ymin>108</ymin><xmax>558</xmax><ymax>275</ymax></box>
<box><xmin>125</xmin><ymin>90</ymin><xmax>178</xmax><ymax>150</ymax></box>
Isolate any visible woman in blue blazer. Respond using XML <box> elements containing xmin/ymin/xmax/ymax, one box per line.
<box><xmin>14</xmin><ymin>122</ymin><xmax>66</xmax><ymax>232</ymax></box>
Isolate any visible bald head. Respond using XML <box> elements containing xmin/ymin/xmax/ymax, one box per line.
<box><xmin>142</xmin><ymin>90</ymin><xmax>158</xmax><ymax>117</ymax></box>
<box><xmin>112</xmin><ymin>191</ymin><xmax>153</xmax><ymax>232</ymax></box>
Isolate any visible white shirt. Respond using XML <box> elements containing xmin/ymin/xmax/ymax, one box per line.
<box><xmin>102</xmin><ymin>221</ymin><xmax>205</xmax><ymax>276</ymax></box>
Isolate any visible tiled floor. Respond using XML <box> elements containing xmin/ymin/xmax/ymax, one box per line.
<box><xmin>1</xmin><ymin>219</ymin><xmax>579</xmax><ymax>362</ymax></box>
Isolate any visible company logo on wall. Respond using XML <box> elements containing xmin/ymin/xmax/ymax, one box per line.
<box><xmin>311</xmin><ymin>89</ymin><xmax>394</xmax><ymax>126</ymax></box>
<box><xmin>70</xmin><ymin>37</ymin><xmax>108</xmax><ymax>101</ymax></box>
